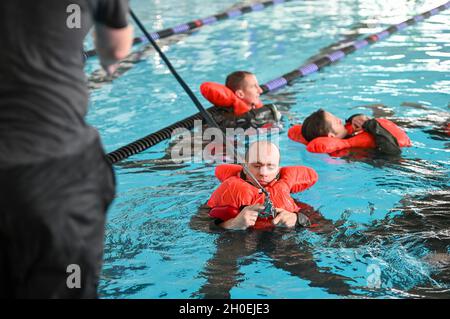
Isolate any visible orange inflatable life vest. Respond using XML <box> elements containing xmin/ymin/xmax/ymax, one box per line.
<box><xmin>207</xmin><ymin>164</ymin><xmax>318</xmax><ymax>228</ymax></box>
<box><xmin>200</xmin><ymin>82</ymin><xmax>263</xmax><ymax>116</ymax></box>
<box><xmin>288</xmin><ymin>118</ymin><xmax>411</xmax><ymax>154</ymax></box>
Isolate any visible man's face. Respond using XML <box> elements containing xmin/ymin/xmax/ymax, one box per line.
<box><xmin>235</xmin><ymin>74</ymin><xmax>263</xmax><ymax>107</ymax></box>
<box><xmin>324</xmin><ymin>111</ymin><xmax>348</xmax><ymax>138</ymax></box>
<box><xmin>246</xmin><ymin>143</ymin><xmax>280</xmax><ymax>186</ymax></box>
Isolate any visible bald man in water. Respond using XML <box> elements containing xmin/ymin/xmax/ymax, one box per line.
<box><xmin>208</xmin><ymin>141</ymin><xmax>317</xmax><ymax>230</ymax></box>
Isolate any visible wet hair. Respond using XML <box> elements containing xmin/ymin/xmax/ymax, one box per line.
<box><xmin>225</xmin><ymin>71</ymin><xmax>254</xmax><ymax>92</ymax></box>
<box><xmin>301</xmin><ymin>109</ymin><xmax>333</xmax><ymax>142</ymax></box>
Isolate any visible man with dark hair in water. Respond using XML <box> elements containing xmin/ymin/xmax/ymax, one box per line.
<box><xmin>301</xmin><ymin>109</ymin><xmax>369</xmax><ymax>142</ymax></box>
<box><xmin>300</xmin><ymin>109</ymin><xmax>404</xmax><ymax>155</ymax></box>
<box><xmin>225</xmin><ymin>71</ymin><xmax>264</xmax><ymax>110</ymax></box>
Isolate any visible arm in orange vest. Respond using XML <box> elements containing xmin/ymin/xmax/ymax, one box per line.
<box><xmin>200</xmin><ymin>82</ymin><xmax>252</xmax><ymax>116</ymax></box>
<box><xmin>214</xmin><ymin>164</ymin><xmax>242</xmax><ymax>182</ymax></box>
<box><xmin>279</xmin><ymin>166</ymin><xmax>319</xmax><ymax>193</ymax></box>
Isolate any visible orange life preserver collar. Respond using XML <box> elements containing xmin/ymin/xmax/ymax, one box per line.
<box><xmin>200</xmin><ymin>82</ymin><xmax>263</xmax><ymax>116</ymax></box>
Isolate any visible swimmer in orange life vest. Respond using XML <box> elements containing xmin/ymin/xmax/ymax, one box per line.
<box><xmin>288</xmin><ymin>109</ymin><xmax>411</xmax><ymax>155</ymax></box>
<box><xmin>207</xmin><ymin>141</ymin><xmax>318</xmax><ymax>230</ymax></box>
<box><xmin>200</xmin><ymin>71</ymin><xmax>281</xmax><ymax>129</ymax></box>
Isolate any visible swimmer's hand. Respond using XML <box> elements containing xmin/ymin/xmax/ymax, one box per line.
<box><xmin>220</xmin><ymin>205</ymin><xmax>263</xmax><ymax>230</ymax></box>
<box><xmin>296</xmin><ymin>212</ymin><xmax>311</xmax><ymax>228</ymax></box>
<box><xmin>102</xmin><ymin>63</ymin><xmax>119</xmax><ymax>77</ymax></box>
<box><xmin>351</xmin><ymin>115</ymin><xmax>370</xmax><ymax>132</ymax></box>
<box><xmin>272</xmin><ymin>208</ymin><xmax>297</xmax><ymax>228</ymax></box>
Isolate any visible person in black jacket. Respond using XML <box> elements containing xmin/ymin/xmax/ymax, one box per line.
<box><xmin>0</xmin><ymin>0</ymin><xmax>133</xmax><ymax>298</ymax></box>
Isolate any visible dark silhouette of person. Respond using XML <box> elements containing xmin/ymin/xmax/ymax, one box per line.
<box><xmin>0</xmin><ymin>0</ymin><xmax>133</xmax><ymax>298</ymax></box>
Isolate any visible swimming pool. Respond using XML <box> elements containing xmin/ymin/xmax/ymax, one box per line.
<box><xmin>86</xmin><ymin>0</ymin><xmax>450</xmax><ymax>298</ymax></box>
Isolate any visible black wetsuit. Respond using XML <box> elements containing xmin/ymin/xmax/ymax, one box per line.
<box><xmin>214</xmin><ymin>104</ymin><xmax>281</xmax><ymax>130</ymax></box>
<box><xmin>0</xmin><ymin>0</ymin><xmax>128</xmax><ymax>298</ymax></box>
<box><xmin>346</xmin><ymin>114</ymin><xmax>401</xmax><ymax>155</ymax></box>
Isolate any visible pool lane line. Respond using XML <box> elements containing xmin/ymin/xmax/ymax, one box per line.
<box><xmin>84</xmin><ymin>0</ymin><xmax>293</xmax><ymax>59</ymax></box>
<box><xmin>260</xmin><ymin>1</ymin><xmax>450</xmax><ymax>93</ymax></box>
<box><xmin>106</xmin><ymin>105</ymin><xmax>222</xmax><ymax>164</ymax></box>
<box><xmin>87</xmin><ymin>0</ymin><xmax>294</xmax><ymax>89</ymax></box>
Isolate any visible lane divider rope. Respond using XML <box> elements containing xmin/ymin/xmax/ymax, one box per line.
<box><xmin>85</xmin><ymin>0</ymin><xmax>292</xmax><ymax>59</ymax></box>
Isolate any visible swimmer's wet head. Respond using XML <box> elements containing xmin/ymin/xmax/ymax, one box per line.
<box><xmin>243</xmin><ymin>141</ymin><xmax>281</xmax><ymax>218</ymax></box>
<box><xmin>301</xmin><ymin>109</ymin><xmax>349</xmax><ymax>142</ymax></box>
<box><xmin>225</xmin><ymin>71</ymin><xmax>263</xmax><ymax>109</ymax></box>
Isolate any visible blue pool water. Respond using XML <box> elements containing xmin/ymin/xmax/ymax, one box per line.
<box><xmin>85</xmin><ymin>0</ymin><xmax>450</xmax><ymax>298</ymax></box>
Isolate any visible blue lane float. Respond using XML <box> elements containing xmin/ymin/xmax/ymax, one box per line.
<box><xmin>260</xmin><ymin>1</ymin><xmax>450</xmax><ymax>93</ymax></box>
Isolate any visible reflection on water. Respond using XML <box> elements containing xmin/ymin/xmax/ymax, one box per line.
<box><xmin>188</xmin><ymin>205</ymin><xmax>351</xmax><ymax>298</ymax></box>
<box><xmin>185</xmin><ymin>186</ymin><xmax>450</xmax><ymax>298</ymax></box>
<box><xmin>336</xmin><ymin>189</ymin><xmax>450</xmax><ymax>297</ymax></box>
